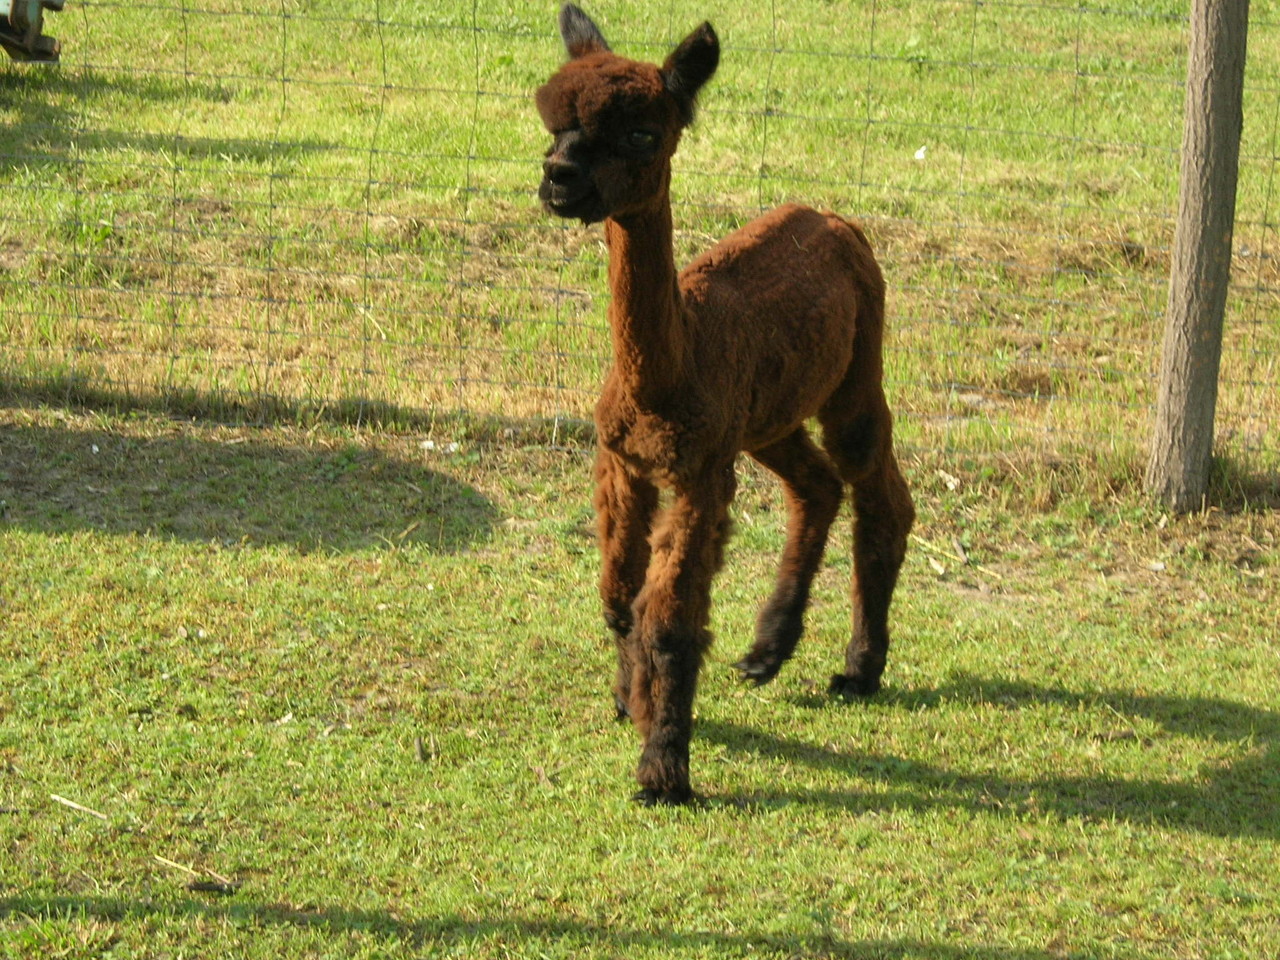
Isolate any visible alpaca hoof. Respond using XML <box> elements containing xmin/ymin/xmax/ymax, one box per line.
<box><xmin>632</xmin><ymin>786</ymin><xmax>695</xmax><ymax>807</ymax></box>
<box><xmin>613</xmin><ymin>694</ymin><xmax>631</xmax><ymax>722</ymax></box>
<box><xmin>733</xmin><ymin>656</ymin><xmax>781</xmax><ymax>686</ymax></box>
<box><xmin>829</xmin><ymin>672</ymin><xmax>881</xmax><ymax>699</ymax></box>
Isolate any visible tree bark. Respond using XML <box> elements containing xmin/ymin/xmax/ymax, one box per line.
<box><xmin>1146</xmin><ymin>0</ymin><xmax>1249</xmax><ymax>512</ymax></box>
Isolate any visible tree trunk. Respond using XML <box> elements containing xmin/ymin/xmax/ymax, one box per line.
<box><xmin>1146</xmin><ymin>0</ymin><xmax>1249</xmax><ymax>512</ymax></box>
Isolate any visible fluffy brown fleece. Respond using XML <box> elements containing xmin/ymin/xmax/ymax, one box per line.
<box><xmin>537</xmin><ymin>4</ymin><xmax>915</xmax><ymax>806</ymax></box>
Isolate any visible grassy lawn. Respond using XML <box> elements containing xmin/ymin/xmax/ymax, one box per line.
<box><xmin>1</xmin><ymin>1</ymin><xmax>1278</xmax><ymax>465</ymax></box>
<box><xmin>3</xmin><ymin>2</ymin><xmax>1280</xmax><ymax>957</ymax></box>
<box><xmin>2</xmin><ymin>402</ymin><xmax>1278</xmax><ymax>958</ymax></box>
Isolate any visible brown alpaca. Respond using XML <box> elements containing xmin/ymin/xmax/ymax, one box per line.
<box><xmin>537</xmin><ymin>5</ymin><xmax>915</xmax><ymax>805</ymax></box>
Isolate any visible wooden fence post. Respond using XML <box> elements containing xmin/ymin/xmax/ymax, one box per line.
<box><xmin>1146</xmin><ymin>0</ymin><xmax>1250</xmax><ymax>511</ymax></box>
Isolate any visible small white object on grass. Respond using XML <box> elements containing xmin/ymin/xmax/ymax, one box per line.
<box><xmin>50</xmin><ymin>794</ymin><xmax>107</xmax><ymax>820</ymax></box>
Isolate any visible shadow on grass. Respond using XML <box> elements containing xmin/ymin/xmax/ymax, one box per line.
<box><xmin>1208</xmin><ymin>453</ymin><xmax>1280</xmax><ymax>511</ymax></box>
<box><xmin>703</xmin><ymin>674</ymin><xmax>1279</xmax><ymax>839</ymax></box>
<box><xmin>0</xmin><ymin>373</ymin><xmax>595</xmax><ymax>445</ymax></box>
<box><xmin>0</xmin><ymin>416</ymin><xmax>497</xmax><ymax>552</ymax></box>
<box><xmin>0</xmin><ymin>895</ymin><xmax>1158</xmax><ymax>960</ymax></box>
<box><xmin>1</xmin><ymin>67</ymin><xmax>338</xmax><ymax>174</ymax></box>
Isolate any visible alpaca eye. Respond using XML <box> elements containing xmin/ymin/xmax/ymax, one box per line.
<box><xmin>626</xmin><ymin>130</ymin><xmax>657</xmax><ymax>150</ymax></box>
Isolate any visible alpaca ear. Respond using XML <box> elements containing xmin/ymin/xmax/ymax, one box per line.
<box><xmin>662</xmin><ymin>22</ymin><xmax>720</xmax><ymax>123</ymax></box>
<box><xmin>559</xmin><ymin>4</ymin><xmax>610</xmax><ymax>59</ymax></box>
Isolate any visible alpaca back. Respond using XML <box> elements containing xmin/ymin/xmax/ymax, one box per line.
<box><xmin>677</xmin><ymin>203</ymin><xmax>878</xmax><ymax>448</ymax></box>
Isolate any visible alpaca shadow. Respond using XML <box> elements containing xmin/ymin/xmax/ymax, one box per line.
<box><xmin>0</xmin><ymin>418</ymin><xmax>496</xmax><ymax>552</ymax></box>
<box><xmin>0</xmin><ymin>894</ymin><xmax>1156</xmax><ymax>960</ymax></box>
<box><xmin>701</xmin><ymin>673</ymin><xmax>1279</xmax><ymax>839</ymax></box>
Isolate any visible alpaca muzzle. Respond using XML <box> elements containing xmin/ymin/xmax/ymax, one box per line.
<box><xmin>539</xmin><ymin>157</ymin><xmax>605</xmax><ymax>224</ymax></box>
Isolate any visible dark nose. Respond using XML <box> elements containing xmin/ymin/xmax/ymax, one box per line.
<box><xmin>543</xmin><ymin>157</ymin><xmax>582</xmax><ymax>187</ymax></box>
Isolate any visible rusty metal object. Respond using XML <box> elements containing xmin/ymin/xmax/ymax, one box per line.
<box><xmin>2</xmin><ymin>0</ymin><xmax>63</xmax><ymax>63</ymax></box>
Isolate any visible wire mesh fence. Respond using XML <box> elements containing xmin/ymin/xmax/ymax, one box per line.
<box><xmin>1</xmin><ymin>1</ymin><xmax>1278</xmax><ymax>472</ymax></box>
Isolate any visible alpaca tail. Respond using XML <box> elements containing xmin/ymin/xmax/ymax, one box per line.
<box><xmin>839</xmin><ymin>215</ymin><xmax>886</xmax><ymax>323</ymax></box>
<box><xmin>826</xmin><ymin>214</ymin><xmax>887</xmax><ymax>369</ymax></box>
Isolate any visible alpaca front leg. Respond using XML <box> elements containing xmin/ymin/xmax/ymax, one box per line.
<box><xmin>593</xmin><ymin>449</ymin><xmax>659</xmax><ymax>719</ymax></box>
<box><xmin>628</xmin><ymin>468</ymin><xmax>734</xmax><ymax>805</ymax></box>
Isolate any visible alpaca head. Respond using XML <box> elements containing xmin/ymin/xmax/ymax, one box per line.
<box><xmin>536</xmin><ymin>4</ymin><xmax>719</xmax><ymax>224</ymax></box>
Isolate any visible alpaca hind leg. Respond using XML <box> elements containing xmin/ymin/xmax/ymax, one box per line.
<box><xmin>629</xmin><ymin>464</ymin><xmax>734</xmax><ymax>804</ymax></box>
<box><xmin>594</xmin><ymin>449</ymin><xmax>659</xmax><ymax>720</ymax></box>
<box><xmin>820</xmin><ymin>400</ymin><xmax>914</xmax><ymax>698</ymax></box>
<box><xmin>734</xmin><ymin>428</ymin><xmax>843</xmax><ymax>685</ymax></box>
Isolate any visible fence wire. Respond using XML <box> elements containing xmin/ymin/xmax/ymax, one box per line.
<box><xmin>1</xmin><ymin>1</ymin><xmax>1278</xmax><ymax>472</ymax></box>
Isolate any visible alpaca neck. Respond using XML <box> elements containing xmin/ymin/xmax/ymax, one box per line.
<box><xmin>603</xmin><ymin>196</ymin><xmax>686</xmax><ymax>402</ymax></box>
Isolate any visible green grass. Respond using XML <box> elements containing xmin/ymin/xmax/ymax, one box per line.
<box><xmin>3</xmin><ymin>5</ymin><xmax>1280</xmax><ymax>956</ymax></box>
<box><xmin>2</xmin><ymin>402</ymin><xmax>1279</xmax><ymax>958</ymax></box>
<box><xmin>1</xmin><ymin>1</ymin><xmax>1278</xmax><ymax>468</ymax></box>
